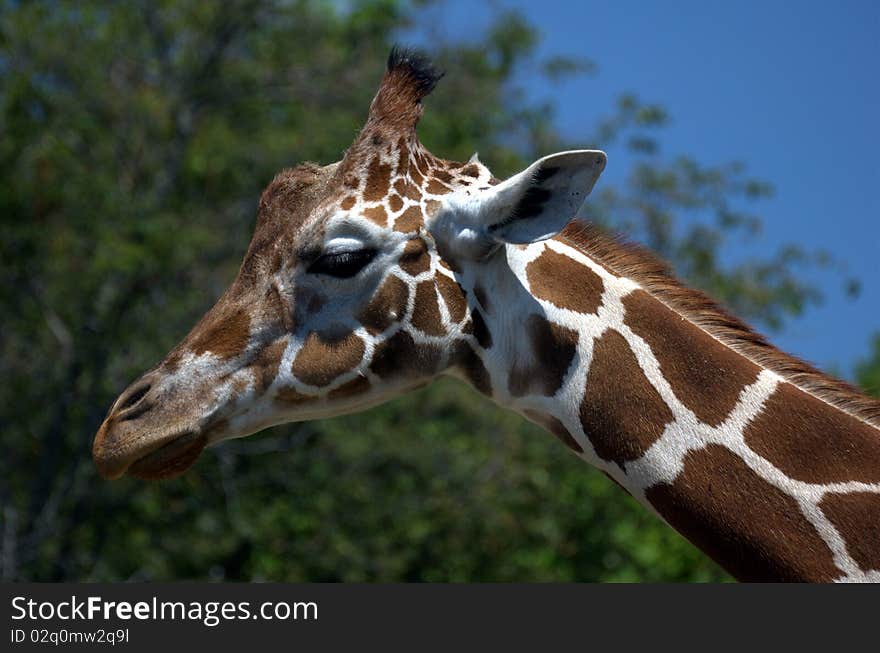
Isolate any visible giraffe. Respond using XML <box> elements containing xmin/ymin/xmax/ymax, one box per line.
<box><xmin>92</xmin><ymin>47</ymin><xmax>880</xmax><ymax>582</ymax></box>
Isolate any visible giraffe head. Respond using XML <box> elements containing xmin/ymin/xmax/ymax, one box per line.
<box><xmin>92</xmin><ymin>47</ymin><xmax>606</xmax><ymax>480</ymax></box>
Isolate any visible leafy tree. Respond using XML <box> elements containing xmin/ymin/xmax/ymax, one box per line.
<box><xmin>0</xmin><ymin>0</ymin><xmax>852</xmax><ymax>582</ymax></box>
<box><xmin>856</xmin><ymin>334</ymin><xmax>880</xmax><ymax>398</ymax></box>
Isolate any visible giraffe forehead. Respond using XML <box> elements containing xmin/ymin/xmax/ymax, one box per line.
<box><xmin>248</xmin><ymin>145</ymin><xmax>497</xmax><ymax>282</ymax></box>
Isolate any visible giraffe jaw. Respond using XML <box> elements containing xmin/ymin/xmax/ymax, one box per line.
<box><xmin>126</xmin><ymin>430</ymin><xmax>208</xmax><ymax>481</ymax></box>
<box><xmin>93</xmin><ymin>421</ymin><xmax>212</xmax><ymax>481</ymax></box>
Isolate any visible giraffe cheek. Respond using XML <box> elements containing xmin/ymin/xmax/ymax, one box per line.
<box><xmin>291</xmin><ymin>331</ymin><xmax>366</xmax><ymax>387</ymax></box>
<box><xmin>435</xmin><ymin>272</ymin><xmax>468</xmax><ymax>323</ymax></box>
<box><xmin>410</xmin><ymin>281</ymin><xmax>445</xmax><ymax>337</ymax></box>
<box><xmin>399</xmin><ymin>238</ymin><xmax>431</xmax><ymax>276</ymax></box>
<box><xmin>370</xmin><ymin>330</ymin><xmax>442</xmax><ymax>380</ymax></box>
<box><xmin>247</xmin><ymin>338</ymin><xmax>288</xmax><ymax>395</ymax></box>
<box><xmin>357</xmin><ymin>274</ymin><xmax>409</xmax><ymax>336</ymax></box>
<box><xmin>290</xmin><ymin>287</ymin><xmax>326</xmax><ymax>334</ymax></box>
<box><xmin>327</xmin><ymin>376</ymin><xmax>372</xmax><ymax>401</ymax></box>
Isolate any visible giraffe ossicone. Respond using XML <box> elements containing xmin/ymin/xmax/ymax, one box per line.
<box><xmin>93</xmin><ymin>46</ymin><xmax>880</xmax><ymax>582</ymax></box>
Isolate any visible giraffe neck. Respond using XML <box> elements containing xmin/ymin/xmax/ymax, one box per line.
<box><xmin>453</xmin><ymin>223</ymin><xmax>880</xmax><ymax>582</ymax></box>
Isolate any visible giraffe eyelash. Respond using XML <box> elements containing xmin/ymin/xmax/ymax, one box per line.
<box><xmin>307</xmin><ymin>249</ymin><xmax>378</xmax><ymax>278</ymax></box>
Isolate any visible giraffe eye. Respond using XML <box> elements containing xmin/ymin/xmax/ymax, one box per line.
<box><xmin>307</xmin><ymin>249</ymin><xmax>377</xmax><ymax>278</ymax></box>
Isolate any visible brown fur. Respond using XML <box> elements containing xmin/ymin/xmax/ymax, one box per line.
<box><xmin>328</xmin><ymin>376</ymin><xmax>372</xmax><ymax>401</ymax></box>
<box><xmin>291</xmin><ymin>331</ymin><xmax>365</xmax><ymax>387</ymax></box>
<box><xmin>559</xmin><ymin>221</ymin><xmax>880</xmax><ymax>430</ymax></box>
<box><xmin>744</xmin><ymin>382</ymin><xmax>880</xmax><ymax>483</ymax></box>
<box><xmin>435</xmin><ymin>272</ymin><xmax>468</xmax><ymax>323</ymax></box>
<box><xmin>394</xmin><ymin>178</ymin><xmax>421</xmax><ymax>201</ymax></box>
<box><xmin>509</xmin><ymin>315</ymin><xmax>578</xmax><ymax>397</ymax></box>
<box><xmin>425</xmin><ymin>178</ymin><xmax>452</xmax><ymax>195</ymax></box>
<box><xmin>399</xmin><ymin>238</ymin><xmax>431</xmax><ymax>276</ymax></box>
<box><xmin>394</xmin><ymin>205</ymin><xmax>423</xmax><ymax>232</ymax></box>
<box><xmin>623</xmin><ymin>290</ymin><xmax>760</xmax><ymax>426</ymax></box>
<box><xmin>410</xmin><ymin>165</ymin><xmax>424</xmax><ymax>187</ymax></box>
<box><xmin>358</xmin><ymin>274</ymin><xmax>409</xmax><ymax>336</ymax></box>
<box><xmin>646</xmin><ymin>444</ymin><xmax>841</xmax><ymax>582</ymax></box>
<box><xmin>527</xmin><ymin>245</ymin><xmax>604</xmax><ymax>315</ymax></box>
<box><xmin>364</xmin><ymin>156</ymin><xmax>392</xmax><ymax>202</ymax></box>
<box><xmin>425</xmin><ymin>199</ymin><xmax>442</xmax><ymax>217</ymax></box>
<box><xmin>452</xmin><ymin>341</ymin><xmax>492</xmax><ymax>396</ymax></box>
<box><xmin>523</xmin><ymin>410</ymin><xmax>584</xmax><ymax>454</ymax></box>
<box><xmin>470</xmin><ymin>308</ymin><xmax>493</xmax><ymax>349</ymax></box>
<box><xmin>275</xmin><ymin>387</ymin><xmax>311</xmax><ymax>404</ymax></box>
<box><xmin>363</xmin><ymin>205</ymin><xmax>388</xmax><ymax>226</ymax></box>
<box><xmin>410</xmin><ymin>280</ymin><xmax>446</xmax><ymax>336</ymax></box>
<box><xmin>239</xmin><ymin>162</ymin><xmax>338</xmax><ymax>283</ymax></box>
<box><xmin>370</xmin><ymin>330</ymin><xmax>441</xmax><ymax>379</ymax></box>
<box><xmin>473</xmin><ymin>284</ymin><xmax>491</xmax><ymax>314</ymax></box>
<box><xmin>189</xmin><ymin>307</ymin><xmax>251</xmax><ymax>360</ymax></box>
<box><xmin>250</xmin><ymin>338</ymin><xmax>288</xmax><ymax>393</ymax></box>
<box><xmin>580</xmin><ymin>329</ymin><xmax>672</xmax><ymax>465</ymax></box>
<box><xmin>820</xmin><ymin>492</ymin><xmax>880</xmax><ymax>572</ymax></box>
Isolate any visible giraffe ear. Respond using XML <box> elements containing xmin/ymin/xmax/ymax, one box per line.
<box><xmin>476</xmin><ymin>150</ymin><xmax>606</xmax><ymax>245</ymax></box>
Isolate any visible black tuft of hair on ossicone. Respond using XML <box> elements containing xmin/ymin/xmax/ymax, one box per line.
<box><xmin>386</xmin><ymin>44</ymin><xmax>445</xmax><ymax>99</ymax></box>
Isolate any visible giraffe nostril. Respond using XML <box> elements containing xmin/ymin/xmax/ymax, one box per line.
<box><xmin>116</xmin><ymin>382</ymin><xmax>153</xmax><ymax>412</ymax></box>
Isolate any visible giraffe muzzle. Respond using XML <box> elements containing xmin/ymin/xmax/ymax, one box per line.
<box><xmin>92</xmin><ymin>369</ymin><xmax>214</xmax><ymax>480</ymax></box>
<box><xmin>126</xmin><ymin>429</ymin><xmax>208</xmax><ymax>480</ymax></box>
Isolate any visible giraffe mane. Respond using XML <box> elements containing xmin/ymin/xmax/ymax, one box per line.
<box><xmin>560</xmin><ymin>220</ymin><xmax>880</xmax><ymax>430</ymax></box>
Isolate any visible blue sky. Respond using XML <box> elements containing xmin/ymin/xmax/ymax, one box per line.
<box><xmin>428</xmin><ymin>0</ymin><xmax>879</xmax><ymax>378</ymax></box>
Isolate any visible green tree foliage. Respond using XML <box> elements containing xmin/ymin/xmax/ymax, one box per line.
<box><xmin>0</xmin><ymin>0</ymin><xmax>859</xmax><ymax>581</ymax></box>
<box><xmin>856</xmin><ymin>334</ymin><xmax>880</xmax><ymax>399</ymax></box>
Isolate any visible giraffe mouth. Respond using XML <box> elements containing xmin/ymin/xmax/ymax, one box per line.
<box><xmin>127</xmin><ymin>430</ymin><xmax>208</xmax><ymax>480</ymax></box>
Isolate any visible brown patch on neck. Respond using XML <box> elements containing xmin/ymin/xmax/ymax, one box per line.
<box><xmin>470</xmin><ymin>308</ymin><xmax>492</xmax><ymax>350</ymax></box>
<box><xmin>580</xmin><ymin>329</ymin><xmax>672</xmax><ymax>466</ymax></box>
<box><xmin>452</xmin><ymin>341</ymin><xmax>492</xmax><ymax>396</ymax></box>
<box><xmin>189</xmin><ymin>307</ymin><xmax>251</xmax><ymax>360</ymax></box>
<box><xmin>559</xmin><ymin>221</ymin><xmax>880</xmax><ymax>430</ymax></box>
<box><xmin>473</xmin><ymin>284</ymin><xmax>491</xmax><ymax>314</ymax></box>
<box><xmin>508</xmin><ymin>314</ymin><xmax>578</xmax><ymax>397</ymax></box>
<box><xmin>819</xmin><ymin>492</ymin><xmax>880</xmax><ymax>573</ymax></box>
<box><xmin>623</xmin><ymin>289</ymin><xmax>760</xmax><ymax>427</ymax></box>
<box><xmin>523</xmin><ymin>409</ymin><xmax>584</xmax><ymax>454</ymax></box>
<box><xmin>291</xmin><ymin>331</ymin><xmax>366</xmax><ymax>387</ymax></box>
<box><xmin>744</xmin><ymin>382</ymin><xmax>880</xmax><ymax>484</ymax></box>
<box><xmin>526</xmin><ymin>246</ymin><xmax>604</xmax><ymax>315</ymax></box>
<box><xmin>647</xmin><ymin>444</ymin><xmax>841</xmax><ymax>581</ymax></box>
